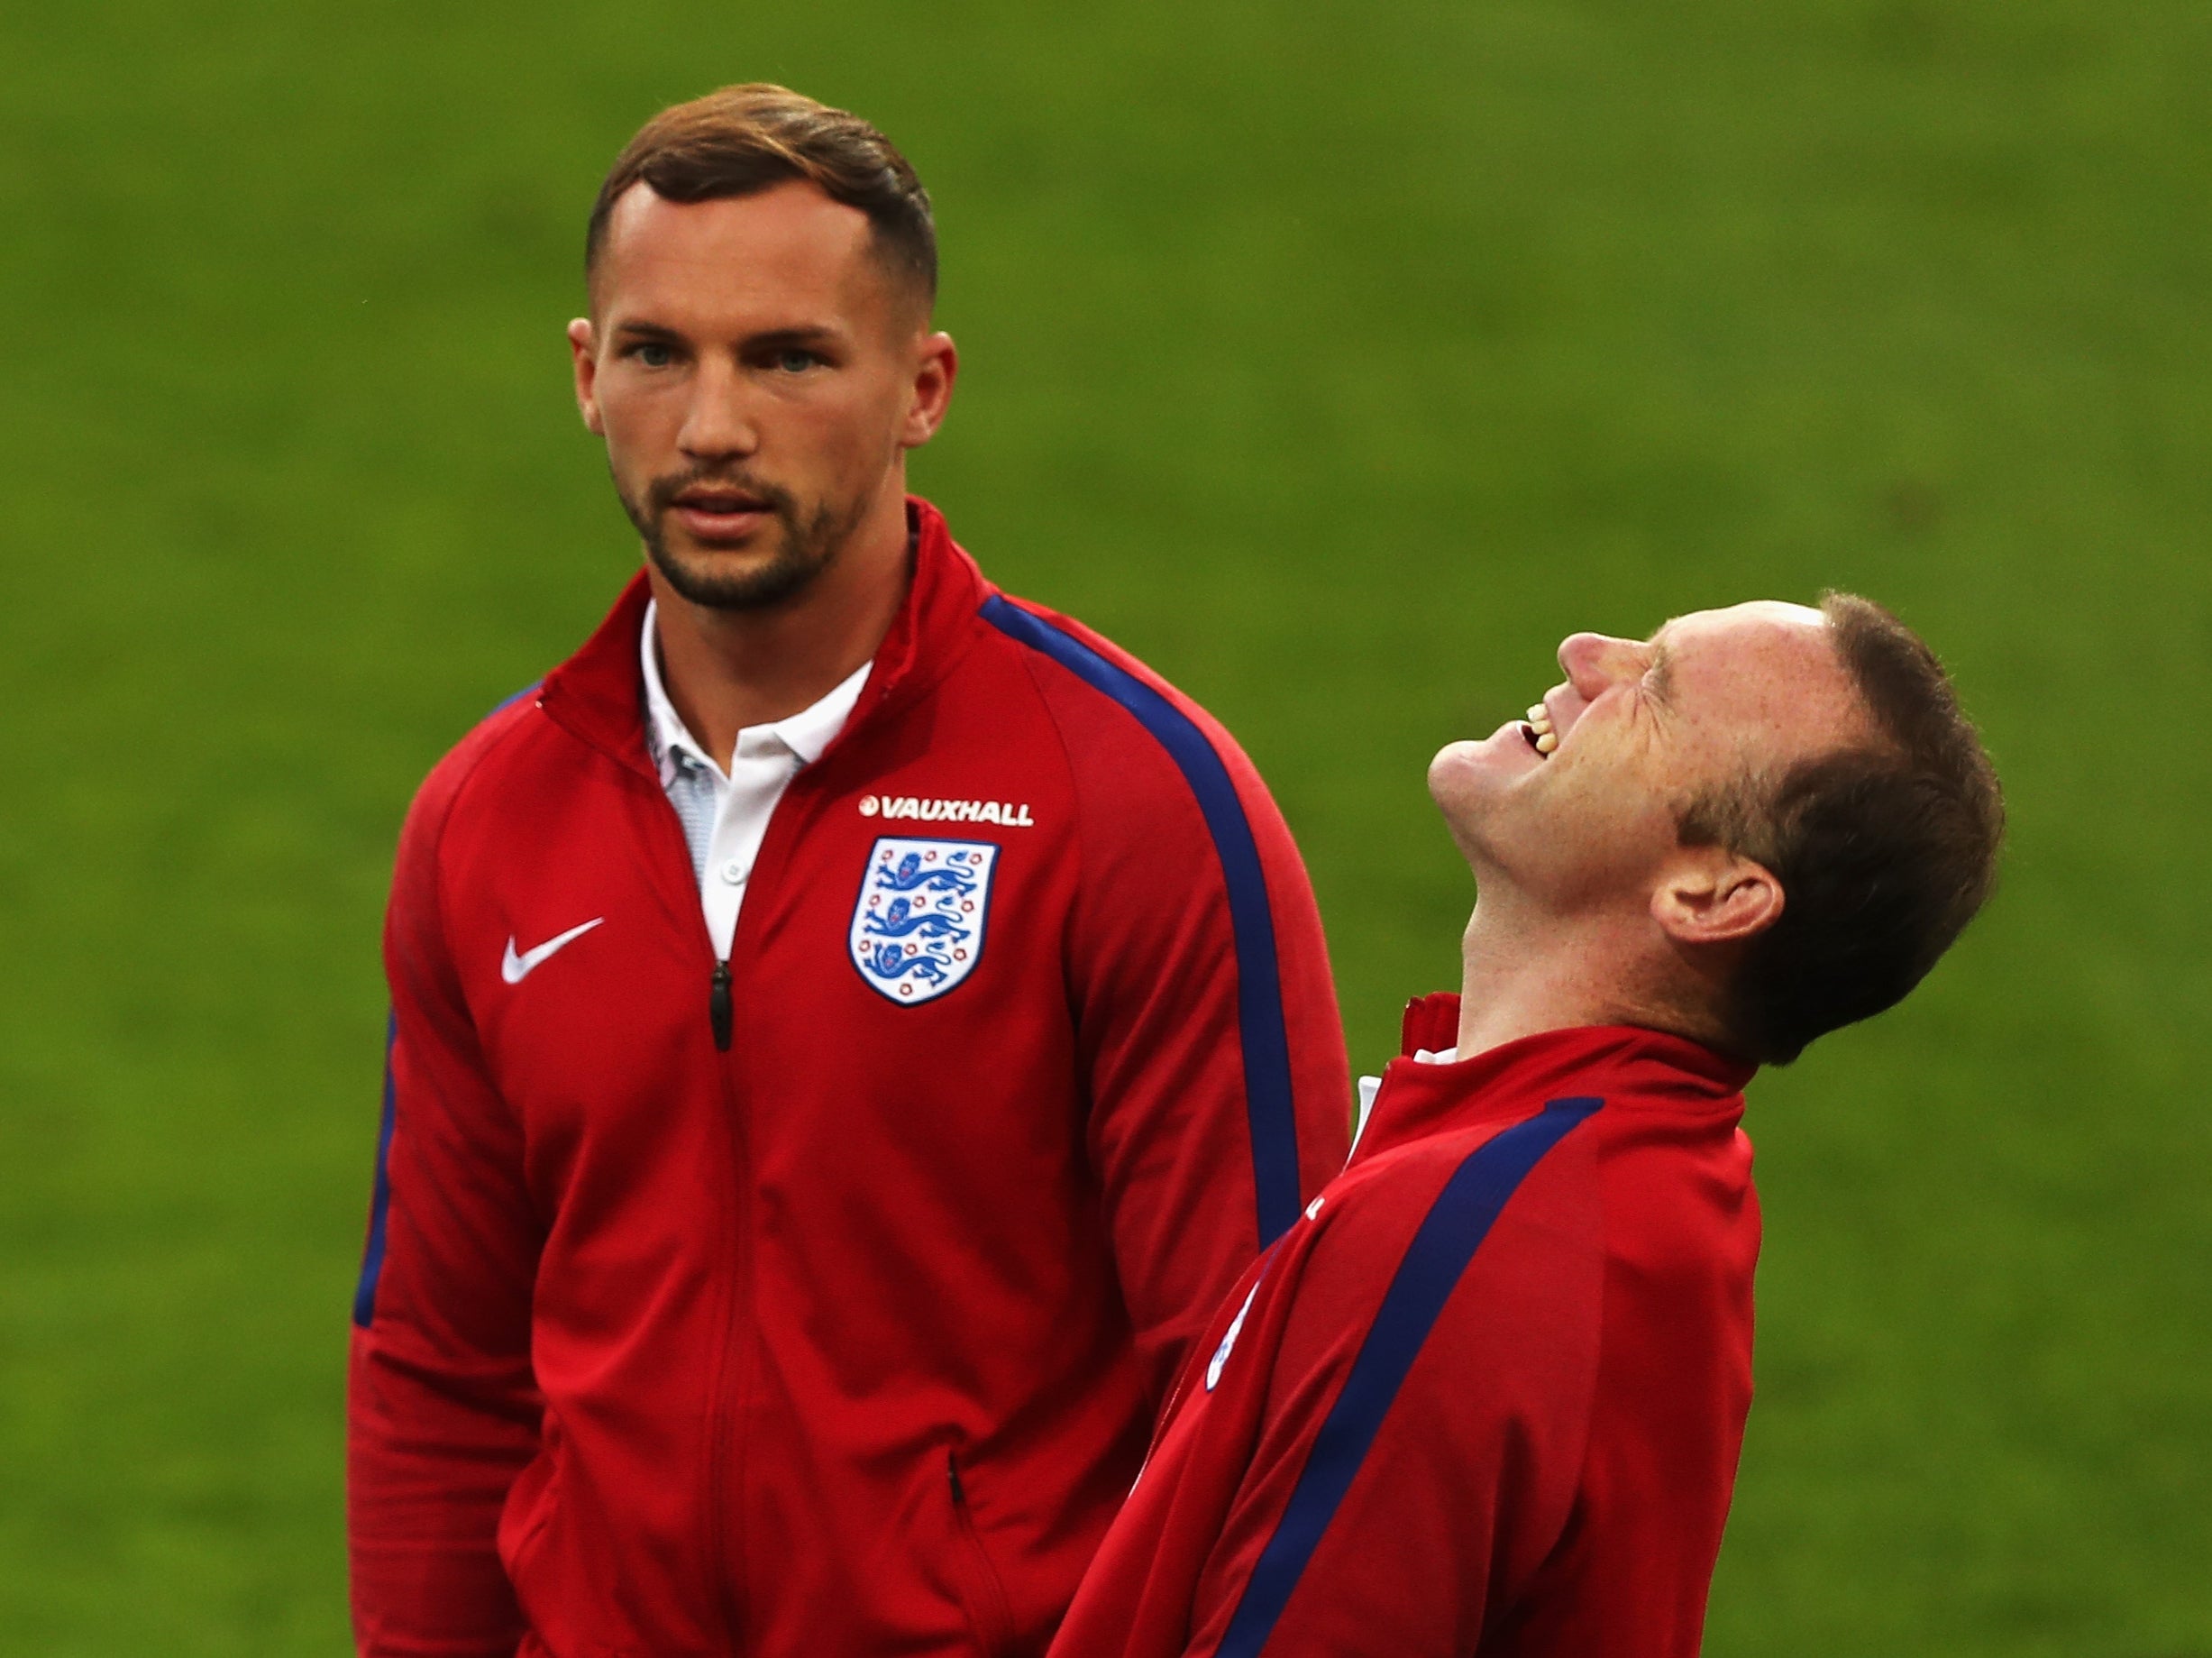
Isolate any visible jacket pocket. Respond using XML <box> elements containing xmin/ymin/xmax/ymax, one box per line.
<box><xmin>945</xmin><ymin>1447</ymin><xmax>1018</xmax><ymax>1658</ymax></box>
<box><xmin>498</xmin><ymin>1443</ymin><xmax>562</xmax><ymax>1591</ymax></box>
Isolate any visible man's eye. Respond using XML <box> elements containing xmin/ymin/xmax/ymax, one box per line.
<box><xmin>775</xmin><ymin>349</ymin><xmax>819</xmax><ymax>373</ymax></box>
<box><xmin>632</xmin><ymin>343</ymin><xmax>673</xmax><ymax>368</ymax></box>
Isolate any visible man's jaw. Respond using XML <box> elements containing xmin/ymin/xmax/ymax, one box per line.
<box><xmin>1430</xmin><ymin>724</ymin><xmax>1544</xmax><ymax>802</ymax></box>
<box><xmin>1429</xmin><ymin>684</ymin><xmax>1594</xmax><ymax>868</ymax></box>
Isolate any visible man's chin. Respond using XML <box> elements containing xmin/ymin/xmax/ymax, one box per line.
<box><xmin>1429</xmin><ymin>727</ymin><xmax>1551</xmax><ymax>855</ymax></box>
<box><xmin>648</xmin><ymin>537</ymin><xmax>825</xmax><ymax>611</ymax></box>
<box><xmin>659</xmin><ymin>533</ymin><xmax>774</xmax><ymax>576</ymax></box>
<box><xmin>1430</xmin><ymin>725</ymin><xmax>1544</xmax><ymax>792</ymax></box>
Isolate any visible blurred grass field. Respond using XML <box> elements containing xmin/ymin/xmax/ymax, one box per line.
<box><xmin>2</xmin><ymin>0</ymin><xmax>2207</xmax><ymax>1651</ymax></box>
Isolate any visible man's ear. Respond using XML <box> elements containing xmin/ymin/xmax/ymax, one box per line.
<box><xmin>1651</xmin><ymin>847</ymin><xmax>1785</xmax><ymax>948</ymax></box>
<box><xmin>900</xmin><ymin>331</ymin><xmax>957</xmax><ymax>449</ymax></box>
<box><xmin>567</xmin><ymin>317</ymin><xmax>605</xmax><ymax>435</ymax></box>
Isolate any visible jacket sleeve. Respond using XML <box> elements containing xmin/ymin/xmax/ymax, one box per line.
<box><xmin>1175</xmin><ymin>1179</ymin><xmax>1608</xmax><ymax>1658</ymax></box>
<box><xmin>1066</xmin><ymin>700</ymin><xmax>1350</xmax><ymax>1405</ymax></box>
<box><xmin>1175</xmin><ymin>1148</ymin><xmax>1735</xmax><ymax>1658</ymax></box>
<box><xmin>348</xmin><ymin>758</ymin><xmax>543</xmax><ymax>1656</ymax></box>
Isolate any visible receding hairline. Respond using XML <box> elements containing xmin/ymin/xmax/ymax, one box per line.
<box><xmin>583</xmin><ymin>176</ymin><xmax>932</xmax><ymax>327</ymax></box>
<box><xmin>582</xmin><ymin>83</ymin><xmax>937</xmax><ymax>319</ymax></box>
<box><xmin>1818</xmin><ymin>591</ymin><xmax>1949</xmax><ymax>759</ymax></box>
<box><xmin>1646</xmin><ymin>600</ymin><xmax>1869</xmax><ymax>750</ymax></box>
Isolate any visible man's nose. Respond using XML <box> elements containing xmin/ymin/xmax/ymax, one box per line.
<box><xmin>1557</xmin><ymin>631</ymin><xmax>1647</xmax><ymax>701</ymax></box>
<box><xmin>678</xmin><ymin>362</ymin><xmax>760</xmax><ymax>460</ymax></box>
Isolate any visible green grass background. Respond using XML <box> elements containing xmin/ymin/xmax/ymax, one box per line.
<box><xmin>2</xmin><ymin>0</ymin><xmax>2207</xmax><ymax>1650</ymax></box>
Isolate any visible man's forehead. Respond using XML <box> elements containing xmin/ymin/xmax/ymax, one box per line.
<box><xmin>592</xmin><ymin>179</ymin><xmax>884</xmax><ymax>322</ymax></box>
<box><xmin>1652</xmin><ymin>600</ymin><xmax>1827</xmax><ymax>651</ymax></box>
<box><xmin>1650</xmin><ymin>600</ymin><xmax>1866</xmax><ymax>747</ymax></box>
<box><xmin>604</xmin><ymin>177</ymin><xmax>872</xmax><ymax>251</ymax></box>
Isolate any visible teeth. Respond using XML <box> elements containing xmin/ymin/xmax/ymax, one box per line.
<box><xmin>1534</xmin><ymin>731</ymin><xmax>1558</xmax><ymax>754</ymax></box>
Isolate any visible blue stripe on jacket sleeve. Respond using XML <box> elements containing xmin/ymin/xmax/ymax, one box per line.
<box><xmin>980</xmin><ymin>595</ymin><xmax>1304</xmax><ymax>1245</ymax></box>
<box><xmin>487</xmin><ymin>681</ymin><xmax>542</xmax><ymax>718</ymax></box>
<box><xmin>348</xmin><ymin>682</ymin><xmax>533</xmax><ymax>1329</ymax></box>
<box><xmin>1213</xmin><ymin>1096</ymin><xmax>1604</xmax><ymax>1657</ymax></box>
<box><xmin>352</xmin><ymin>1012</ymin><xmax>398</xmax><ymax>1329</ymax></box>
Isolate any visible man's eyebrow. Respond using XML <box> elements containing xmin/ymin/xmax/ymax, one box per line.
<box><xmin>742</xmin><ymin>325</ymin><xmax>845</xmax><ymax>349</ymax></box>
<box><xmin>1646</xmin><ymin>638</ymin><xmax>1677</xmax><ymax>706</ymax></box>
<box><xmin>607</xmin><ymin>321</ymin><xmax>845</xmax><ymax>344</ymax></box>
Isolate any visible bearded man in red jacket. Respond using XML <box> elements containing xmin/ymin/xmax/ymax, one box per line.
<box><xmin>1048</xmin><ymin>595</ymin><xmax>2004</xmax><ymax>1658</ymax></box>
<box><xmin>346</xmin><ymin>86</ymin><xmax>1350</xmax><ymax>1656</ymax></box>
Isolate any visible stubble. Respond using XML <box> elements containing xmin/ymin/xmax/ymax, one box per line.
<box><xmin>618</xmin><ymin>464</ymin><xmax>868</xmax><ymax>611</ymax></box>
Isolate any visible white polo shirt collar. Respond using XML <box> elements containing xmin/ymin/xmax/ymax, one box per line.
<box><xmin>641</xmin><ymin>600</ymin><xmax>868</xmax><ymax>784</ymax></box>
<box><xmin>639</xmin><ymin>600</ymin><xmax>872</xmax><ymax>957</ymax></box>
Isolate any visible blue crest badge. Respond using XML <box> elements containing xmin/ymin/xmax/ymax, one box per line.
<box><xmin>848</xmin><ymin>838</ymin><xmax>999</xmax><ymax>1004</ymax></box>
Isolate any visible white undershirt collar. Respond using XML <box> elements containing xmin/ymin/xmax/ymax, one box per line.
<box><xmin>640</xmin><ymin>600</ymin><xmax>869</xmax><ymax>784</ymax></box>
<box><xmin>639</xmin><ymin>600</ymin><xmax>872</xmax><ymax>957</ymax></box>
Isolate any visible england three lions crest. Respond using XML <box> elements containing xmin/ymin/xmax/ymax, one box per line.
<box><xmin>849</xmin><ymin>838</ymin><xmax>999</xmax><ymax>1004</ymax></box>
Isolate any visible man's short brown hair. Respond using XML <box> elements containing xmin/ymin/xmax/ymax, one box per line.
<box><xmin>585</xmin><ymin>84</ymin><xmax>936</xmax><ymax>310</ymax></box>
<box><xmin>1677</xmin><ymin>593</ymin><xmax>2006</xmax><ymax>1066</ymax></box>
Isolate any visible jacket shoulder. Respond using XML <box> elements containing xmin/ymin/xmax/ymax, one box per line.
<box><xmin>1249</xmin><ymin>1116</ymin><xmax>1608</xmax><ymax>1502</ymax></box>
<box><xmin>973</xmin><ymin>592</ymin><xmax>1283</xmax><ymax>825</ymax></box>
<box><xmin>384</xmin><ymin>686</ymin><xmax>550</xmax><ymax>1011</ymax></box>
<box><xmin>1302</xmin><ymin>1113</ymin><xmax>1611</xmax><ymax>1328</ymax></box>
<box><xmin>976</xmin><ymin>593</ymin><xmax>1243</xmax><ymax>748</ymax></box>
<box><xmin>395</xmin><ymin>686</ymin><xmax>549</xmax><ymax>875</ymax></box>
<box><xmin>1586</xmin><ymin>1107</ymin><xmax>1760</xmax><ymax>1304</ymax></box>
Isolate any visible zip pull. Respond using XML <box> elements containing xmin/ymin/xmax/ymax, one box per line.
<box><xmin>946</xmin><ymin>1448</ymin><xmax>965</xmax><ymax>1506</ymax></box>
<box><xmin>709</xmin><ymin>962</ymin><xmax>733</xmax><ymax>1051</ymax></box>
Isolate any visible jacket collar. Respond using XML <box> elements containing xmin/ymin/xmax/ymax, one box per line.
<box><xmin>537</xmin><ymin>495</ymin><xmax>993</xmax><ymax>777</ymax></box>
<box><xmin>1353</xmin><ymin>993</ymin><xmax>1756</xmax><ymax>1167</ymax></box>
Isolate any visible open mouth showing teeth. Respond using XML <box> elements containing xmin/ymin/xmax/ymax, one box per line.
<box><xmin>1521</xmin><ymin>705</ymin><xmax>1558</xmax><ymax>758</ymax></box>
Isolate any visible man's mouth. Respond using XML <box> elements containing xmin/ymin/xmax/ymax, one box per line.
<box><xmin>1519</xmin><ymin>702</ymin><xmax>1558</xmax><ymax>759</ymax></box>
<box><xmin>663</xmin><ymin>481</ymin><xmax>782</xmax><ymax>545</ymax></box>
<box><xmin>672</xmin><ymin>488</ymin><xmax>772</xmax><ymax>519</ymax></box>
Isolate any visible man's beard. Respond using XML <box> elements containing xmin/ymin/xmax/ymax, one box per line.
<box><xmin>619</xmin><ymin>465</ymin><xmax>865</xmax><ymax>611</ymax></box>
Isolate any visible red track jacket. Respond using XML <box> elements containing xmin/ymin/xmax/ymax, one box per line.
<box><xmin>1048</xmin><ymin>998</ymin><xmax>1760</xmax><ymax>1658</ymax></box>
<box><xmin>348</xmin><ymin>499</ymin><xmax>1350</xmax><ymax>1657</ymax></box>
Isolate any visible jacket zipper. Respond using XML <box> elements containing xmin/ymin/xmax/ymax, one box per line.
<box><xmin>709</xmin><ymin>960</ymin><xmax>733</xmax><ymax>1051</ymax></box>
<box><xmin>689</xmin><ymin>755</ymin><xmax>843</xmax><ymax>1644</ymax></box>
<box><xmin>703</xmin><ymin>1057</ymin><xmax>747</xmax><ymax>1651</ymax></box>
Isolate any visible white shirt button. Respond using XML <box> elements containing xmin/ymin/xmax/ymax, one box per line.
<box><xmin>719</xmin><ymin>858</ymin><xmax>746</xmax><ymax>885</ymax></box>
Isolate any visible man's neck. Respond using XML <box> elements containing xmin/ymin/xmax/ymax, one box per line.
<box><xmin>1453</xmin><ymin>893</ymin><xmax>1675</xmax><ymax>1058</ymax></box>
<box><xmin>649</xmin><ymin>490</ymin><xmax>910</xmax><ymax>764</ymax></box>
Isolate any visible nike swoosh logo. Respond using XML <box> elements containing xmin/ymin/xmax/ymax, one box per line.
<box><xmin>501</xmin><ymin>917</ymin><xmax>605</xmax><ymax>985</ymax></box>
